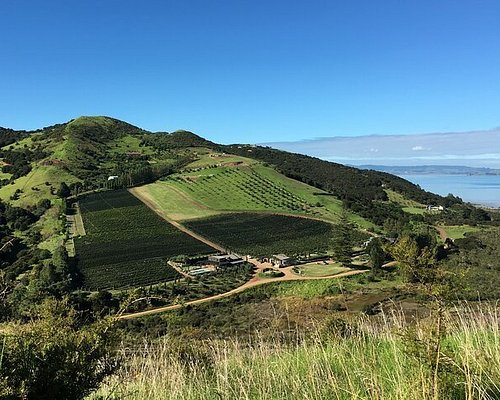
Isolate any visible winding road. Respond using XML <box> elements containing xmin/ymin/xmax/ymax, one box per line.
<box><xmin>118</xmin><ymin>266</ymin><xmax>368</xmax><ymax>320</ymax></box>
<box><xmin>119</xmin><ymin>187</ymin><xmax>370</xmax><ymax>320</ymax></box>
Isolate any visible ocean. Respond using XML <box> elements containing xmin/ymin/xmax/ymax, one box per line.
<box><xmin>398</xmin><ymin>174</ymin><xmax>500</xmax><ymax>208</ymax></box>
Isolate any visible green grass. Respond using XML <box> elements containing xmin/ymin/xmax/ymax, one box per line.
<box><xmin>36</xmin><ymin>199</ymin><xmax>65</xmax><ymax>253</ymax></box>
<box><xmin>95</xmin><ymin>305</ymin><xmax>500</xmax><ymax>400</ymax></box>
<box><xmin>132</xmin><ymin>183</ymin><xmax>221</xmax><ymax>221</ymax></box>
<box><xmin>185</xmin><ymin>151</ymin><xmax>256</xmax><ymax>169</ymax></box>
<box><xmin>0</xmin><ymin>170</ymin><xmax>12</xmax><ymax>180</ymax></box>
<box><xmin>441</xmin><ymin>225</ymin><xmax>483</xmax><ymax>239</ymax></box>
<box><xmin>0</xmin><ymin>165</ymin><xmax>80</xmax><ymax>206</ymax></box>
<box><xmin>402</xmin><ymin>206</ymin><xmax>426</xmax><ymax>215</ymax></box>
<box><xmin>386</xmin><ymin>189</ymin><xmax>426</xmax><ymax>215</ymax></box>
<box><xmin>294</xmin><ymin>263</ymin><xmax>349</xmax><ymax>277</ymax></box>
<box><xmin>108</xmin><ymin>135</ymin><xmax>155</xmax><ymax>156</ymax></box>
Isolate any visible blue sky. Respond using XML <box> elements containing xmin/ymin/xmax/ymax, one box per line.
<box><xmin>1</xmin><ymin>1</ymin><xmax>500</xmax><ymax>151</ymax></box>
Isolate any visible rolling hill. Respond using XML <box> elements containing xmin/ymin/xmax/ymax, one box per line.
<box><xmin>0</xmin><ymin>116</ymin><xmax>495</xmax><ymax>290</ymax></box>
<box><xmin>0</xmin><ymin>116</ymin><xmax>469</xmax><ymax>216</ymax></box>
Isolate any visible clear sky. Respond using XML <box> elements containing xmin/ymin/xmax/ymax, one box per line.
<box><xmin>1</xmin><ymin>0</ymin><xmax>500</xmax><ymax>144</ymax></box>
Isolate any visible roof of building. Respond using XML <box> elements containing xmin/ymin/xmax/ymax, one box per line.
<box><xmin>273</xmin><ymin>254</ymin><xmax>290</xmax><ymax>261</ymax></box>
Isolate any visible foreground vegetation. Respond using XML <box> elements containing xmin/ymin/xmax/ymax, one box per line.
<box><xmin>94</xmin><ymin>304</ymin><xmax>500</xmax><ymax>400</ymax></box>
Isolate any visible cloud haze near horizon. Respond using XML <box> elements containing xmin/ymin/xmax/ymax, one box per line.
<box><xmin>261</xmin><ymin>129</ymin><xmax>500</xmax><ymax>168</ymax></box>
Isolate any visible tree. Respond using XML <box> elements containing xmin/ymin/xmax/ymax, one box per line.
<box><xmin>390</xmin><ymin>235</ymin><xmax>436</xmax><ymax>285</ymax></box>
<box><xmin>331</xmin><ymin>209</ymin><xmax>353</xmax><ymax>267</ymax></box>
<box><xmin>57</xmin><ymin>182</ymin><xmax>71</xmax><ymax>198</ymax></box>
<box><xmin>0</xmin><ymin>299</ymin><xmax>118</xmax><ymax>400</ymax></box>
<box><xmin>368</xmin><ymin>238</ymin><xmax>385</xmax><ymax>276</ymax></box>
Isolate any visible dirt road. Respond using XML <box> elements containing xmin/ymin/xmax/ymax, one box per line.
<box><xmin>122</xmin><ymin>186</ymin><xmax>369</xmax><ymax>320</ymax></box>
<box><xmin>118</xmin><ymin>268</ymin><xmax>367</xmax><ymax>320</ymax></box>
<box><xmin>435</xmin><ymin>225</ymin><xmax>448</xmax><ymax>241</ymax></box>
<box><xmin>128</xmin><ymin>187</ymin><xmax>226</xmax><ymax>252</ymax></box>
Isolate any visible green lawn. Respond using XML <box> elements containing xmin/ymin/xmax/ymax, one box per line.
<box><xmin>132</xmin><ymin>183</ymin><xmax>222</xmax><ymax>221</ymax></box>
<box><xmin>441</xmin><ymin>225</ymin><xmax>483</xmax><ymax>239</ymax></box>
<box><xmin>294</xmin><ymin>263</ymin><xmax>350</xmax><ymax>277</ymax></box>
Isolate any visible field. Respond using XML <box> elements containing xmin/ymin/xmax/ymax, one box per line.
<box><xmin>440</xmin><ymin>224</ymin><xmax>483</xmax><ymax>239</ymax></box>
<box><xmin>184</xmin><ymin>213</ymin><xmax>333</xmax><ymax>257</ymax></box>
<box><xmin>294</xmin><ymin>263</ymin><xmax>349</xmax><ymax>277</ymax></box>
<box><xmin>0</xmin><ymin>165</ymin><xmax>80</xmax><ymax>207</ymax></box>
<box><xmin>75</xmin><ymin>190</ymin><xmax>215</xmax><ymax>290</ymax></box>
<box><xmin>385</xmin><ymin>189</ymin><xmax>426</xmax><ymax>214</ymax></box>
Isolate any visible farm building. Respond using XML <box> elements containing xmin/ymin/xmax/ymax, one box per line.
<box><xmin>271</xmin><ymin>254</ymin><xmax>295</xmax><ymax>267</ymax></box>
<box><xmin>208</xmin><ymin>254</ymin><xmax>244</xmax><ymax>268</ymax></box>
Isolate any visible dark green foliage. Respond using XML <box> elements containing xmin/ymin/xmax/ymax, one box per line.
<box><xmin>0</xmin><ymin>146</ymin><xmax>47</xmax><ymax>180</ymax></box>
<box><xmin>141</xmin><ymin>130</ymin><xmax>219</xmax><ymax>150</ymax></box>
<box><xmin>75</xmin><ymin>190</ymin><xmax>213</xmax><ymax>289</ymax></box>
<box><xmin>0</xmin><ymin>127</ymin><xmax>29</xmax><ymax>147</ymax></box>
<box><xmin>80</xmin><ymin>258</ymin><xmax>181</xmax><ymax>290</ymax></box>
<box><xmin>330</xmin><ymin>210</ymin><xmax>353</xmax><ymax>267</ymax></box>
<box><xmin>57</xmin><ymin>182</ymin><xmax>71</xmax><ymax>198</ymax></box>
<box><xmin>0</xmin><ymin>299</ymin><xmax>118</xmax><ymax>400</ymax></box>
<box><xmin>444</xmin><ymin>229</ymin><xmax>500</xmax><ymax>300</ymax></box>
<box><xmin>368</xmin><ymin>238</ymin><xmax>385</xmax><ymax>274</ymax></box>
<box><xmin>184</xmin><ymin>213</ymin><xmax>332</xmax><ymax>256</ymax></box>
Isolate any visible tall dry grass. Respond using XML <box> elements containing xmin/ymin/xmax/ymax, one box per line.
<box><xmin>92</xmin><ymin>303</ymin><xmax>499</xmax><ymax>400</ymax></box>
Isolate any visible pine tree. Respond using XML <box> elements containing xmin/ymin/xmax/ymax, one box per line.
<box><xmin>331</xmin><ymin>209</ymin><xmax>353</xmax><ymax>267</ymax></box>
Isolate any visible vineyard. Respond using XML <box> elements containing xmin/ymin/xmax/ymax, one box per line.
<box><xmin>164</xmin><ymin>165</ymin><xmax>328</xmax><ymax>216</ymax></box>
<box><xmin>75</xmin><ymin>190</ymin><xmax>215</xmax><ymax>290</ymax></box>
<box><xmin>184</xmin><ymin>213</ymin><xmax>333</xmax><ymax>257</ymax></box>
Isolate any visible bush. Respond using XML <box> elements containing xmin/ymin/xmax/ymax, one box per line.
<box><xmin>0</xmin><ymin>299</ymin><xmax>118</xmax><ymax>400</ymax></box>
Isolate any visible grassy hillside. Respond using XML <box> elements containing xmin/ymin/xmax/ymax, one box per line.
<box><xmin>96</xmin><ymin>305</ymin><xmax>500</xmax><ymax>400</ymax></box>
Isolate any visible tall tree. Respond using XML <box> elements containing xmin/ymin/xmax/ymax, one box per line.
<box><xmin>331</xmin><ymin>209</ymin><xmax>353</xmax><ymax>267</ymax></box>
<box><xmin>368</xmin><ymin>238</ymin><xmax>385</xmax><ymax>276</ymax></box>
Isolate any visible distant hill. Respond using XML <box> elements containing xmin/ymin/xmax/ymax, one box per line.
<box><xmin>357</xmin><ymin>165</ymin><xmax>500</xmax><ymax>175</ymax></box>
<box><xmin>0</xmin><ymin>116</ymin><xmax>492</xmax><ymax>226</ymax></box>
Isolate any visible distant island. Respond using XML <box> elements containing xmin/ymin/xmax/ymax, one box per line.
<box><xmin>357</xmin><ymin>165</ymin><xmax>500</xmax><ymax>175</ymax></box>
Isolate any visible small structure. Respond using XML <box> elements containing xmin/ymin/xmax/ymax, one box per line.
<box><xmin>271</xmin><ymin>254</ymin><xmax>295</xmax><ymax>267</ymax></box>
<box><xmin>107</xmin><ymin>175</ymin><xmax>119</xmax><ymax>181</ymax></box>
<box><xmin>426</xmin><ymin>205</ymin><xmax>445</xmax><ymax>212</ymax></box>
<box><xmin>207</xmin><ymin>254</ymin><xmax>244</xmax><ymax>268</ymax></box>
<box><xmin>189</xmin><ymin>268</ymin><xmax>212</xmax><ymax>276</ymax></box>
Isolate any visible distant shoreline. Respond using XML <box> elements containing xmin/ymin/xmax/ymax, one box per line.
<box><xmin>356</xmin><ymin>165</ymin><xmax>500</xmax><ymax>176</ymax></box>
<box><xmin>397</xmin><ymin>173</ymin><xmax>500</xmax><ymax>209</ymax></box>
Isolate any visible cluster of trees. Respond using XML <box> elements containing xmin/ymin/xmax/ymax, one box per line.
<box><xmin>0</xmin><ymin>127</ymin><xmax>28</xmax><ymax>147</ymax></box>
<box><xmin>0</xmin><ymin>193</ymin><xmax>120</xmax><ymax>398</ymax></box>
<box><xmin>0</xmin><ymin>146</ymin><xmax>47</xmax><ymax>181</ymax></box>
